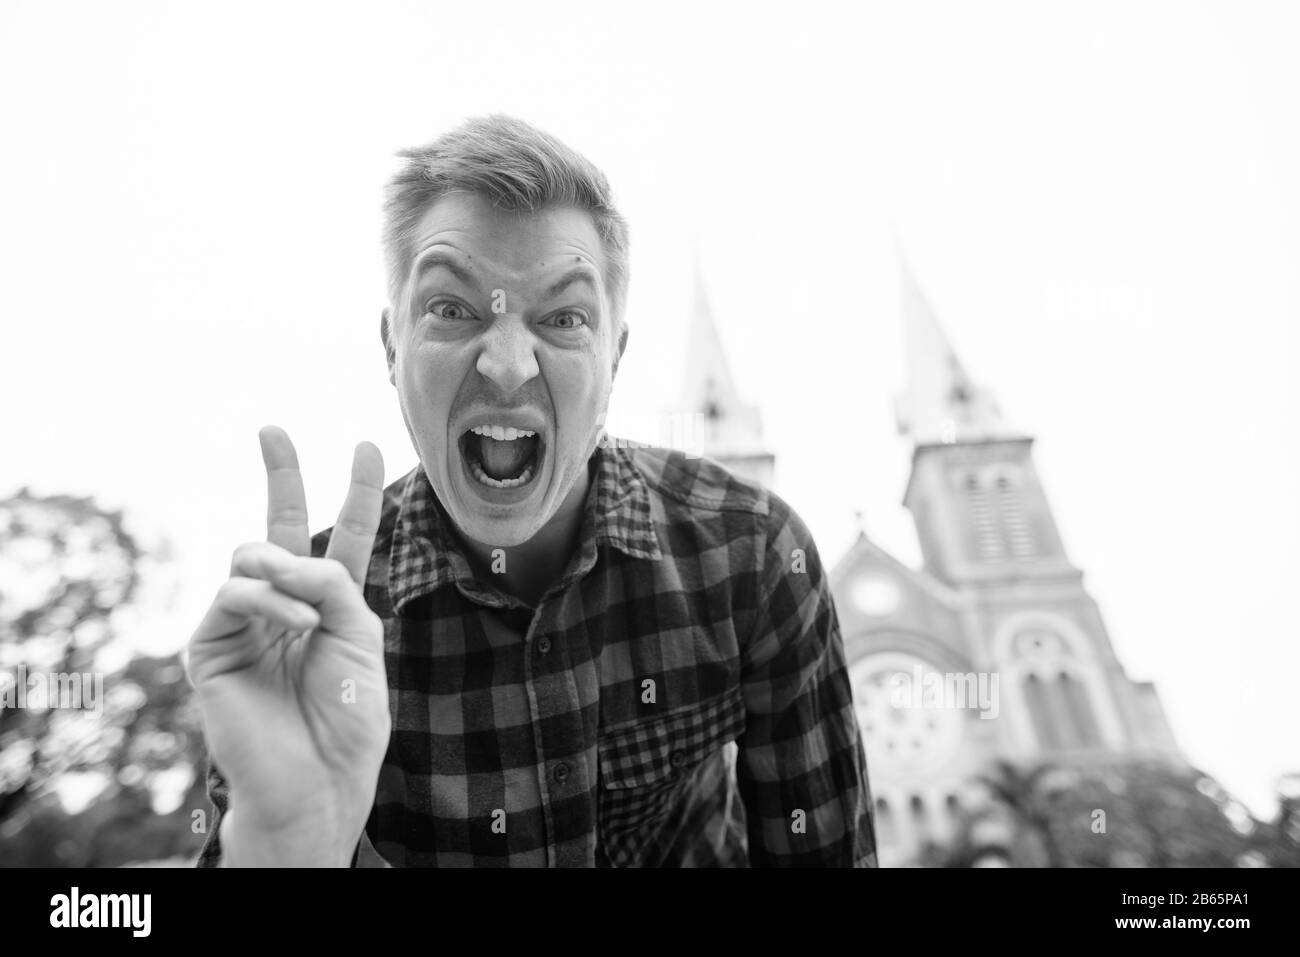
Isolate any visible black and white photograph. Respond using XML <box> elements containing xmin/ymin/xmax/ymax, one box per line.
<box><xmin>0</xmin><ymin>0</ymin><xmax>1294</xmax><ymax>933</ymax></box>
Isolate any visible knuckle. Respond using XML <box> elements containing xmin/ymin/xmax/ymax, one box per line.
<box><xmin>230</xmin><ymin>541</ymin><xmax>261</xmax><ymax>568</ymax></box>
<box><xmin>320</xmin><ymin>557</ymin><xmax>353</xmax><ymax>585</ymax></box>
<box><xmin>214</xmin><ymin>577</ymin><xmax>250</xmax><ymax>606</ymax></box>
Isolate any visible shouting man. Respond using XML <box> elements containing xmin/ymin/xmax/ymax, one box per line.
<box><xmin>188</xmin><ymin>115</ymin><xmax>876</xmax><ymax>867</ymax></box>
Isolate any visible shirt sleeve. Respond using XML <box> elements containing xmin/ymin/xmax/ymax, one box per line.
<box><xmin>195</xmin><ymin>760</ymin><xmax>228</xmax><ymax>867</ymax></box>
<box><xmin>735</xmin><ymin>493</ymin><xmax>878</xmax><ymax>867</ymax></box>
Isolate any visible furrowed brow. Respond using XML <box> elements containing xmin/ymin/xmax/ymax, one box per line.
<box><xmin>545</xmin><ymin>267</ymin><xmax>600</xmax><ymax>300</ymax></box>
<box><xmin>413</xmin><ymin>251</ymin><xmax>478</xmax><ymax>288</ymax></box>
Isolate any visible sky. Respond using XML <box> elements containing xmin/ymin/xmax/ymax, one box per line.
<box><xmin>1</xmin><ymin>0</ymin><xmax>1296</xmax><ymax>818</ymax></box>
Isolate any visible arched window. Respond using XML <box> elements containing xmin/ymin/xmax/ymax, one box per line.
<box><xmin>909</xmin><ymin>794</ymin><xmax>929</xmax><ymax>844</ymax></box>
<box><xmin>1025</xmin><ymin>670</ymin><xmax>1102</xmax><ymax>752</ymax></box>
<box><xmin>875</xmin><ymin>798</ymin><xmax>895</xmax><ymax>845</ymax></box>
<box><xmin>1007</xmin><ymin>619</ymin><xmax>1109</xmax><ymax>754</ymax></box>
<box><xmin>1044</xmin><ymin>670</ymin><xmax>1081</xmax><ymax>748</ymax></box>
<box><xmin>1059</xmin><ymin>672</ymin><xmax>1101</xmax><ymax>747</ymax></box>
<box><xmin>1024</xmin><ymin>673</ymin><xmax>1065</xmax><ymax>751</ymax></box>
<box><xmin>944</xmin><ymin>793</ymin><xmax>961</xmax><ymax>831</ymax></box>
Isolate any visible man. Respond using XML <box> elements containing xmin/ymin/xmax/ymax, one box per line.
<box><xmin>189</xmin><ymin>115</ymin><xmax>876</xmax><ymax>867</ymax></box>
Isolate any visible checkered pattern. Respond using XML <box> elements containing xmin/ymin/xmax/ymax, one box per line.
<box><xmin>198</xmin><ymin>439</ymin><xmax>876</xmax><ymax>867</ymax></box>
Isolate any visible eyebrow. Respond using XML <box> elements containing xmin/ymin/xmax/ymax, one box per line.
<box><xmin>413</xmin><ymin>251</ymin><xmax>600</xmax><ymax>301</ymax></box>
<box><xmin>545</xmin><ymin>267</ymin><xmax>600</xmax><ymax>299</ymax></box>
<box><xmin>412</xmin><ymin>251</ymin><xmax>478</xmax><ymax>288</ymax></box>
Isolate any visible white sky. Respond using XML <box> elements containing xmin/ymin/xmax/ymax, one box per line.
<box><xmin>2</xmin><ymin>0</ymin><xmax>1296</xmax><ymax>818</ymax></box>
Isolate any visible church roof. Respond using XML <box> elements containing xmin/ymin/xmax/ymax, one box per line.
<box><xmin>830</xmin><ymin>527</ymin><xmax>965</xmax><ymax>611</ymax></box>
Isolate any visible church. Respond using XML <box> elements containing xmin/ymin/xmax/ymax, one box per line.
<box><xmin>676</xmin><ymin>263</ymin><xmax>1185</xmax><ymax>866</ymax></box>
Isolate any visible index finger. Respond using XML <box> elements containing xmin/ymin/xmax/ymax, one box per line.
<box><xmin>259</xmin><ymin>425</ymin><xmax>311</xmax><ymax>557</ymax></box>
<box><xmin>324</xmin><ymin>441</ymin><xmax>385</xmax><ymax>586</ymax></box>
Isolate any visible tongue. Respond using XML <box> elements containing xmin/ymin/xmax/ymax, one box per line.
<box><xmin>478</xmin><ymin>435</ymin><xmax>535</xmax><ymax>480</ymax></box>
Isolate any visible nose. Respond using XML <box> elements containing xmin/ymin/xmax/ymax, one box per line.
<box><xmin>476</xmin><ymin>317</ymin><xmax>540</xmax><ymax>395</ymax></box>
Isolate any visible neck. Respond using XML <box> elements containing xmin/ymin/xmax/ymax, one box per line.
<box><xmin>458</xmin><ymin>458</ymin><xmax>595</xmax><ymax>607</ymax></box>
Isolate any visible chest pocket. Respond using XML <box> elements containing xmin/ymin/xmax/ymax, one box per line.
<box><xmin>597</xmin><ymin>686</ymin><xmax>746</xmax><ymax>867</ymax></box>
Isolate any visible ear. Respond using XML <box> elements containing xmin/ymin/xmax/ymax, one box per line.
<box><xmin>380</xmin><ymin>307</ymin><xmax>396</xmax><ymax>385</ymax></box>
<box><xmin>611</xmin><ymin>321</ymin><xmax>629</xmax><ymax>380</ymax></box>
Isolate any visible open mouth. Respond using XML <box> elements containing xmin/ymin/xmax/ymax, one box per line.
<box><xmin>458</xmin><ymin>424</ymin><xmax>543</xmax><ymax>490</ymax></box>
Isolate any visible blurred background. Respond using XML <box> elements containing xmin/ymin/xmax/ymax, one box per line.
<box><xmin>1</xmin><ymin>0</ymin><xmax>1296</xmax><ymax>866</ymax></box>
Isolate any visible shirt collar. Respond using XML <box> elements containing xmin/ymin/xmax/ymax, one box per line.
<box><xmin>388</xmin><ymin>438</ymin><xmax>662</xmax><ymax>613</ymax></box>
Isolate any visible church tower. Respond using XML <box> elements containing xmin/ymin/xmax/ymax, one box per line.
<box><xmin>678</xmin><ymin>267</ymin><xmax>775</xmax><ymax>487</ymax></box>
<box><xmin>894</xmin><ymin>259</ymin><xmax>1076</xmax><ymax>588</ymax></box>
<box><xmin>892</xmin><ymin>260</ymin><xmax>1182</xmax><ymax>764</ymax></box>
<box><xmin>830</xmin><ymin>259</ymin><xmax>1183</xmax><ymax>865</ymax></box>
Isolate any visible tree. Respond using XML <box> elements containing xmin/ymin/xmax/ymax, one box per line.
<box><xmin>0</xmin><ymin>488</ymin><xmax>207</xmax><ymax>866</ymax></box>
<box><xmin>1245</xmin><ymin>772</ymin><xmax>1300</xmax><ymax>868</ymax></box>
<box><xmin>938</xmin><ymin>756</ymin><xmax>1276</xmax><ymax>867</ymax></box>
<box><xmin>973</xmin><ymin>759</ymin><xmax>1073</xmax><ymax>867</ymax></box>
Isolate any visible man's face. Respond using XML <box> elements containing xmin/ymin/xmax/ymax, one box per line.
<box><xmin>384</xmin><ymin>192</ymin><xmax>624</xmax><ymax>548</ymax></box>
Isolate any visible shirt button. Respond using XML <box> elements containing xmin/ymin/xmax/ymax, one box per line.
<box><xmin>537</xmin><ymin>636</ymin><xmax>552</xmax><ymax>655</ymax></box>
<box><xmin>670</xmin><ymin>750</ymin><xmax>688</xmax><ymax>770</ymax></box>
<box><xmin>553</xmin><ymin>762</ymin><xmax>571</xmax><ymax>784</ymax></box>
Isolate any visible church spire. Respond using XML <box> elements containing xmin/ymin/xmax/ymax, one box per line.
<box><xmin>893</xmin><ymin>256</ymin><xmax>1020</xmax><ymax>445</ymax></box>
<box><xmin>678</xmin><ymin>262</ymin><xmax>774</xmax><ymax>485</ymax></box>
<box><xmin>682</xmin><ymin>267</ymin><xmax>740</xmax><ymax>422</ymax></box>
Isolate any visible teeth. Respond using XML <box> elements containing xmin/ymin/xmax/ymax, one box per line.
<box><xmin>470</xmin><ymin>425</ymin><xmax>537</xmax><ymax>441</ymax></box>
<box><xmin>469</xmin><ymin>459</ymin><xmax>535</xmax><ymax>489</ymax></box>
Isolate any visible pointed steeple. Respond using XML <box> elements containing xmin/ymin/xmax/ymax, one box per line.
<box><xmin>682</xmin><ymin>268</ymin><xmax>740</xmax><ymax>424</ymax></box>
<box><xmin>894</xmin><ymin>257</ymin><xmax>1020</xmax><ymax>445</ymax></box>
<box><xmin>679</xmin><ymin>263</ymin><xmax>774</xmax><ymax>485</ymax></box>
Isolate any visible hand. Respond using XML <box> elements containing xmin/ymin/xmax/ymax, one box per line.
<box><xmin>186</xmin><ymin>426</ymin><xmax>390</xmax><ymax>865</ymax></box>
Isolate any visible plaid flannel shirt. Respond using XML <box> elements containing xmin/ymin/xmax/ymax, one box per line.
<box><xmin>198</xmin><ymin>439</ymin><xmax>876</xmax><ymax>867</ymax></box>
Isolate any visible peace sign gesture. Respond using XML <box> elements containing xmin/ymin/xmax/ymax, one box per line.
<box><xmin>186</xmin><ymin>427</ymin><xmax>391</xmax><ymax>866</ymax></box>
<box><xmin>261</xmin><ymin>425</ymin><xmax>382</xmax><ymax>579</ymax></box>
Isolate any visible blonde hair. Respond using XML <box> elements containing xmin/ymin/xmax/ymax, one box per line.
<box><xmin>383</xmin><ymin>114</ymin><xmax>630</xmax><ymax>327</ymax></box>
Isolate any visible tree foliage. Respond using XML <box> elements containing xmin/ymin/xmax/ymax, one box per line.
<box><xmin>0</xmin><ymin>488</ymin><xmax>206</xmax><ymax>866</ymax></box>
<box><xmin>936</xmin><ymin>756</ymin><xmax>1295</xmax><ymax>868</ymax></box>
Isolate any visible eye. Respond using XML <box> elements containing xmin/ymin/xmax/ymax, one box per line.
<box><xmin>542</xmin><ymin>310</ymin><xmax>589</xmax><ymax>330</ymax></box>
<box><xmin>424</xmin><ymin>299</ymin><xmax>476</xmax><ymax>321</ymax></box>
